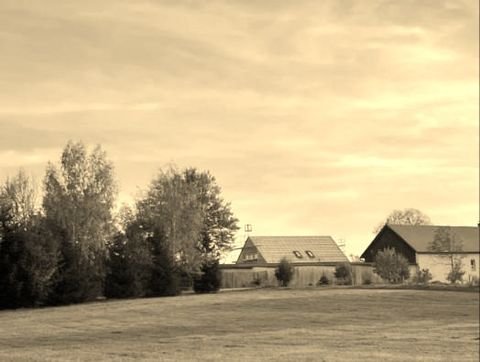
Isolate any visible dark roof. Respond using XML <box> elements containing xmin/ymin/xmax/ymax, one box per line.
<box><xmin>245</xmin><ymin>236</ymin><xmax>348</xmax><ymax>263</ymax></box>
<box><xmin>388</xmin><ymin>224</ymin><xmax>479</xmax><ymax>253</ymax></box>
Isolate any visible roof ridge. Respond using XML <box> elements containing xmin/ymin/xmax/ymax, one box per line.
<box><xmin>249</xmin><ymin>235</ymin><xmax>333</xmax><ymax>238</ymax></box>
<box><xmin>389</xmin><ymin>224</ymin><xmax>477</xmax><ymax>228</ymax></box>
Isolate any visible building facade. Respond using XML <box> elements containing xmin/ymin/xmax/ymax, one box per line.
<box><xmin>361</xmin><ymin>224</ymin><xmax>479</xmax><ymax>283</ymax></box>
<box><xmin>221</xmin><ymin>235</ymin><xmax>349</xmax><ymax>288</ymax></box>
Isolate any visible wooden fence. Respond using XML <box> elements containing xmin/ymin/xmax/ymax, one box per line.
<box><xmin>220</xmin><ymin>262</ymin><xmax>419</xmax><ymax>288</ymax></box>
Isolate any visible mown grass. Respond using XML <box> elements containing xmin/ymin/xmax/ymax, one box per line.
<box><xmin>0</xmin><ymin>288</ymin><xmax>478</xmax><ymax>361</ymax></box>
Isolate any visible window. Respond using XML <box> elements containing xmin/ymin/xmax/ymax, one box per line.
<box><xmin>293</xmin><ymin>250</ymin><xmax>303</xmax><ymax>258</ymax></box>
<box><xmin>305</xmin><ymin>250</ymin><xmax>315</xmax><ymax>258</ymax></box>
<box><xmin>245</xmin><ymin>253</ymin><xmax>258</xmax><ymax>261</ymax></box>
<box><xmin>471</xmin><ymin>259</ymin><xmax>476</xmax><ymax>271</ymax></box>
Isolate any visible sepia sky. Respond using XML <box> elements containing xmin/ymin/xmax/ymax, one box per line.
<box><xmin>0</xmin><ymin>0</ymin><xmax>478</xmax><ymax>255</ymax></box>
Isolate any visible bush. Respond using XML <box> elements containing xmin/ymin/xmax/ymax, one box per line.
<box><xmin>275</xmin><ymin>257</ymin><xmax>294</xmax><ymax>287</ymax></box>
<box><xmin>467</xmin><ymin>276</ymin><xmax>479</xmax><ymax>287</ymax></box>
<box><xmin>413</xmin><ymin>268</ymin><xmax>432</xmax><ymax>285</ymax></box>
<box><xmin>251</xmin><ymin>277</ymin><xmax>262</xmax><ymax>287</ymax></box>
<box><xmin>334</xmin><ymin>263</ymin><xmax>352</xmax><ymax>285</ymax></box>
<box><xmin>317</xmin><ymin>273</ymin><xmax>330</xmax><ymax>286</ymax></box>
<box><xmin>0</xmin><ymin>218</ymin><xmax>59</xmax><ymax>308</ymax></box>
<box><xmin>446</xmin><ymin>261</ymin><xmax>465</xmax><ymax>284</ymax></box>
<box><xmin>193</xmin><ymin>261</ymin><xmax>221</xmax><ymax>293</ymax></box>
<box><xmin>361</xmin><ymin>271</ymin><xmax>373</xmax><ymax>285</ymax></box>
<box><xmin>373</xmin><ymin>247</ymin><xmax>410</xmax><ymax>284</ymax></box>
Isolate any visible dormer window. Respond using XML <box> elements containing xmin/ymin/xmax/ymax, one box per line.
<box><xmin>293</xmin><ymin>250</ymin><xmax>303</xmax><ymax>258</ymax></box>
<box><xmin>305</xmin><ymin>250</ymin><xmax>315</xmax><ymax>258</ymax></box>
<box><xmin>245</xmin><ymin>253</ymin><xmax>258</xmax><ymax>261</ymax></box>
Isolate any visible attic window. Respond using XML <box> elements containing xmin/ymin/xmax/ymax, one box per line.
<box><xmin>305</xmin><ymin>250</ymin><xmax>315</xmax><ymax>258</ymax></box>
<box><xmin>245</xmin><ymin>253</ymin><xmax>258</xmax><ymax>261</ymax></box>
<box><xmin>293</xmin><ymin>250</ymin><xmax>303</xmax><ymax>258</ymax></box>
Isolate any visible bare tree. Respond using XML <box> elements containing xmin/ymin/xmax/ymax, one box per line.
<box><xmin>428</xmin><ymin>226</ymin><xmax>464</xmax><ymax>283</ymax></box>
<box><xmin>1</xmin><ymin>169</ymin><xmax>38</xmax><ymax>228</ymax></box>
<box><xmin>374</xmin><ymin>208</ymin><xmax>432</xmax><ymax>234</ymax></box>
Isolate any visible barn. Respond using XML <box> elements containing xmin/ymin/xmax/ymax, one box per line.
<box><xmin>220</xmin><ymin>236</ymin><xmax>350</xmax><ymax>288</ymax></box>
<box><xmin>361</xmin><ymin>224</ymin><xmax>480</xmax><ymax>283</ymax></box>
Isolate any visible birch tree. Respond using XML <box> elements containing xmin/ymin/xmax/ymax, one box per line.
<box><xmin>43</xmin><ymin>141</ymin><xmax>116</xmax><ymax>303</ymax></box>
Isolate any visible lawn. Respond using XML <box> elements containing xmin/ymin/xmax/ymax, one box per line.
<box><xmin>0</xmin><ymin>288</ymin><xmax>478</xmax><ymax>361</ymax></box>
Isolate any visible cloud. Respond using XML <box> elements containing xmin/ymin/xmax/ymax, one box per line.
<box><xmin>0</xmin><ymin>0</ymin><xmax>478</xmax><ymax>256</ymax></box>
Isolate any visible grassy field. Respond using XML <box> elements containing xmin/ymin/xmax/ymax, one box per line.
<box><xmin>0</xmin><ymin>288</ymin><xmax>478</xmax><ymax>361</ymax></box>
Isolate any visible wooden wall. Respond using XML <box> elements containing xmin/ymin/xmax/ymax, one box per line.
<box><xmin>221</xmin><ymin>265</ymin><xmax>339</xmax><ymax>288</ymax></box>
<box><xmin>220</xmin><ymin>262</ymin><xmax>419</xmax><ymax>288</ymax></box>
<box><xmin>361</xmin><ymin>226</ymin><xmax>417</xmax><ymax>263</ymax></box>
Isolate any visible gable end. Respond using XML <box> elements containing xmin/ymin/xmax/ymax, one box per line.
<box><xmin>361</xmin><ymin>225</ymin><xmax>417</xmax><ymax>263</ymax></box>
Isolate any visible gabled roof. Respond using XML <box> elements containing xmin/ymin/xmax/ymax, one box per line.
<box><xmin>220</xmin><ymin>247</ymin><xmax>243</xmax><ymax>264</ymax></box>
<box><xmin>388</xmin><ymin>224</ymin><xmax>479</xmax><ymax>253</ymax></box>
<box><xmin>242</xmin><ymin>236</ymin><xmax>348</xmax><ymax>264</ymax></box>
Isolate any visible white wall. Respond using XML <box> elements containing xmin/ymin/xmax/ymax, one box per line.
<box><xmin>416</xmin><ymin>253</ymin><xmax>480</xmax><ymax>283</ymax></box>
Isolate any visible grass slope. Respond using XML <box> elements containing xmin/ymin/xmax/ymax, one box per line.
<box><xmin>0</xmin><ymin>288</ymin><xmax>478</xmax><ymax>361</ymax></box>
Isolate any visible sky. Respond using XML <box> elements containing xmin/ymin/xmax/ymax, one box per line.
<box><xmin>0</xmin><ymin>0</ymin><xmax>478</xmax><ymax>256</ymax></box>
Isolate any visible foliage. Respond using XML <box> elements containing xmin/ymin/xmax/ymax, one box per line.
<box><xmin>429</xmin><ymin>226</ymin><xmax>464</xmax><ymax>284</ymax></box>
<box><xmin>275</xmin><ymin>257</ymin><xmax>294</xmax><ymax>287</ymax></box>
<box><xmin>467</xmin><ymin>276</ymin><xmax>479</xmax><ymax>287</ymax></box>
<box><xmin>183</xmin><ymin>168</ymin><xmax>239</xmax><ymax>261</ymax></box>
<box><xmin>361</xmin><ymin>271</ymin><xmax>373</xmax><ymax>285</ymax></box>
<box><xmin>373</xmin><ymin>247</ymin><xmax>410</xmax><ymax>283</ymax></box>
<box><xmin>413</xmin><ymin>268</ymin><xmax>432</xmax><ymax>285</ymax></box>
<box><xmin>317</xmin><ymin>273</ymin><xmax>330</xmax><ymax>286</ymax></box>
<box><xmin>374</xmin><ymin>208</ymin><xmax>431</xmax><ymax>234</ymax></box>
<box><xmin>43</xmin><ymin>141</ymin><xmax>116</xmax><ymax>304</ymax></box>
<box><xmin>0</xmin><ymin>172</ymin><xmax>58</xmax><ymax>308</ymax></box>
<box><xmin>193</xmin><ymin>260</ymin><xmax>221</xmax><ymax>293</ymax></box>
<box><xmin>251</xmin><ymin>277</ymin><xmax>262</xmax><ymax>287</ymax></box>
<box><xmin>429</xmin><ymin>226</ymin><xmax>463</xmax><ymax>253</ymax></box>
<box><xmin>147</xmin><ymin>230</ymin><xmax>182</xmax><ymax>297</ymax></box>
<box><xmin>137</xmin><ymin>167</ymin><xmax>206</xmax><ymax>277</ymax></box>
<box><xmin>105</xmin><ymin>208</ymin><xmax>153</xmax><ymax>298</ymax></box>
<box><xmin>136</xmin><ymin>166</ymin><xmax>238</xmax><ymax>292</ymax></box>
<box><xmin>334</xmin><ymin>263</ymin><xmax>352</xmax><ymax>285</ymax></box>
<box><xmin>0</xmin><ymin>144</ymin><xmax>238</xmax><ymax>307</ymax></box>
<box><xmin>446</xmin><ymin>262</ymin><xmax>465</xmax><ymax>284</ymax></box>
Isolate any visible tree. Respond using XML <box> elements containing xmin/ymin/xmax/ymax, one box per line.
<box><xmin>105</xmin><ymin>206</ymin><xmax>153</xmax><ymax>298</ymax></box>
<box><xmin>275</xmin><ymin>257</ymin><xmax>294</xmax><ymax>287</ymax></box>
<box><xmin>373</xmin><ymin>247</ymin><xmax>410</xmax><ymax>283</ymax></box>
<box><xmin>105</xmin><ymin>166</ymin><xmax>238</xmax><ymax>298</ymax></box>
<box><xmin>0</xmin><ymin>171</ymin><xmax>58</xmax><ymax>308</ymax></box>
<box><xmin>137</xmin><ymin>166</ymin><xmax>239</xmax><ymax>292</ymax></box>
<box><xmin>43</xmin><ymin>141</ymin><xmax>116</xmax><ymax>304</ymax></box>
<box><xmin>428</xmin><ymin>226</ymin><xmax>465</xmax><ymax>283</ymax></box>
<box><xmin>193</xmin><ymin>260</ymin><xmax>221</xmax><ymax>293</ymax></box>
<box><xmin>183</xmin><ymin>168</ymin><xmax>238</xmax><ymax>291</ymax></box>
<box><xmin>374</xmin><ymin>208</ymin><xmax>431</xmax><ymax>233</ymax></box>
<box><xmin>0</xmin><ymin>169</ymin><xmax>37</xmax><ymax>227</ymax></box>
<box><xmin>183</xmin><ymin>168</ymin><xmax>239</xmax><ymax>260</ymax></box>
<box><xmin>334</xmin><ymin>263</ymin><xmax>352</xmax><ymax>285</ymax></box>
<box><xmin>138</xmin><ymin>167</ymin><xmax>205</xmax><ymax>276</ymax></box>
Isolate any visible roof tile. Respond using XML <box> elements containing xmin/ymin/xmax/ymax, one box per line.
<box><xmin>247</xmin><ymin>236</ymin><xmax>348</xmax><ymax>263</ymax></box>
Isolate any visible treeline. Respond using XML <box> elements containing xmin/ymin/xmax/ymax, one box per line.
<box><xmin>0</xmin><ymin>141</ymin><xmax>239</xmax><ymax>309</ymax></box>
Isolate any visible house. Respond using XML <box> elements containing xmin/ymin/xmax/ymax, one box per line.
<box><xmin>236</xmin><ymin>236</ymin><xmax>348</xmax><ymax>264</ymax></box>
<box><xmin>361</xmin><ymin>224</ymin><xmax>480</xmax><ymax>283</ymax></box>
<box><xmin>220</xmin><ymin>236</ymin><xmax>349</xmax><ymax>288</ymax></box>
